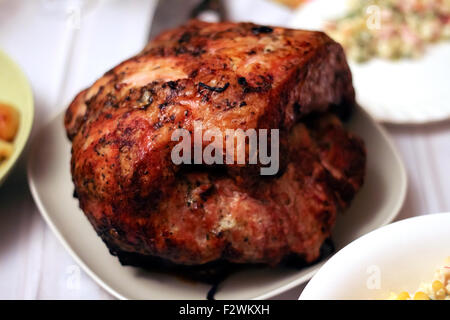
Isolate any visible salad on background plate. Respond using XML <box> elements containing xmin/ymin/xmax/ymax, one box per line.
<box><xmin>290</xmin><ymin>0</ymin><xmax>450</xmax><ymax>124</ymax></box>
<box><xmin>326</xmin><ymin>0</ymin><xmax>450</xmax><ymax>62</ymax></box>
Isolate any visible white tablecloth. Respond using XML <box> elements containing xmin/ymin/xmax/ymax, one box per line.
<box><xmin>0</xmin><ymin>0</ymin><xmax>449</xmax><ymax>299</ymax></box>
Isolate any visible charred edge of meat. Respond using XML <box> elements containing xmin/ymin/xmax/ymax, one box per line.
<box><xmin>111</xmin><ymin>239</ymin><xmax>335</xmax><ymax>299</ymax></box>
<box><xmin>300</xmin><ymin>103</ymin><xmax>354</xmax><ymax>124</ymax></box>
<box><xmin>114</xmin><ymin>249</ymin><xmax>240</xmax><ymax>285</ymax></box>
<box><xmin>282</xmin><ymin>238</ymin><xmax>335</xmax><ymax>269</ymax></box>
<box><xmin>329</xmin><ymin>103</ymin><xmax>353</xmax><ymax>122</ymax></box>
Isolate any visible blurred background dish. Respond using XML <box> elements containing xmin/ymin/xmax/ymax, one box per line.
<box><xmin>299</xmin><ymin>213</ymin><xmax>450</xmax><ymax>300</ymax></box>
<box><xmin>290</xmin><ymin>0</ymin><xmax>450</xmax><ymax>124</ymax></box>
<box><xmin>324</xmin><ymin>0</ymin><xmax>450</xmax><ymax>63</ymax></box>
<box><xmin>0</xmin><ymin>49</ymin><xmax>33</xmax><ymax>186</ymax></box>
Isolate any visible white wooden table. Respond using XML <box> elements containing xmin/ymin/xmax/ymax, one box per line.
<box><xmin>0</xmin><ymin>0</ymin><xmax>449</xmax><ymax>300</ymax></box>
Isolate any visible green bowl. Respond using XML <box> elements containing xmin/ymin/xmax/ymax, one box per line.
<box><xmin>0</xmin><ymin>49</ymin><xmax>34</xmax><ymax>186</ymax></box>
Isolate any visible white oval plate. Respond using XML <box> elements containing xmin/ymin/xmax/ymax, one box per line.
<box><xmin>27</xmin><ymin>105</ymin><xmax>407</xmax><ymax>299</ymax></box>
<box><xmin>300</xmin><ymin>213</ymin><xmax>450</xmax><ymax>300</ymax></box>
<box><xmin>290</xmin><ymin>0</ymin><xmax>450</xmax><ymax>124</ymax></box>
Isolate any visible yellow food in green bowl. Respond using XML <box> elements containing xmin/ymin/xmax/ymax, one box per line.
<box><xmin>0</xmin><ymin>102</ymin><xmax>20</xmax><ymax>142</ymax></box>
<box><xmin>0</xmin><ymin>50</ymin><xmax>34</xmax><ymax>186</ymax></box>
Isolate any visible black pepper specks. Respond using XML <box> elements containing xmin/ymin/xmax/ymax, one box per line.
<box><xmin>251</xmin><ymin>26</ymin><xmax>273</xmax><ymax>35</ymax></box>
<box><xmin>178</xmin><ymin>32</ymin><xmax>191</xmax><ymax>43</ymax></box>
<box><xmin>237</xmin><ymin>75</ymin><xmax>273</xmax><ymax>94</ymax></box>
<box><xmin>237</xmin><ymin>77</ymin><xmax>247</xmax><ymax>86</ymax></box>
<box><xmin>153</xmin><ymin>121</ymin><xmax>163</xmax><ymax>130</ymax></box>
<box><xmin>198</xmin><ymin>82</ymin><xmax>230</xmax><ymax>93</ymax></box>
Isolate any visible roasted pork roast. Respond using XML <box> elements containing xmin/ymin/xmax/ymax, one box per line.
<box><xmin>64</xmin><ymin>20</ymin><xmax>365</xmax><ymax>267</ymax></box>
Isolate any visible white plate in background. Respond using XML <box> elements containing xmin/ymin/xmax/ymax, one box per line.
<box><xmin>290</xmin><ymin>0</ymin><xmax>450</xmax><ymax>124</ymax></box>
<box><xmin>27</xmin><ymin>105</ymin><xmax>407</xmax><ymax>299</ymax></box>
<box><xmin>300</xmin><ymin>213</ymin><xmax>450</xmax><ymax>300</ymax></box>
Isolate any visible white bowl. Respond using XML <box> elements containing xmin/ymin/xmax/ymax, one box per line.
<box><xmin>300</xmin><ymin>213</ymin><xmax>450</xmax><ymax>300</ymax></box>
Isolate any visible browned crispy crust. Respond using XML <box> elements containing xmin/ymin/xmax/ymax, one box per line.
<box><xmin>65</xmin><ymin>20</ymin><xmax>364</xmax><ymax>266</ymax></box>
